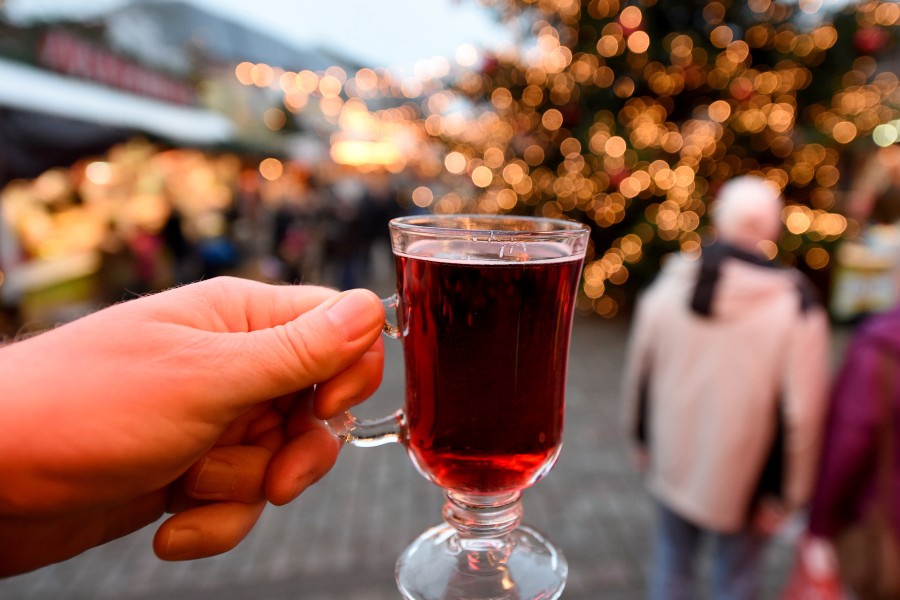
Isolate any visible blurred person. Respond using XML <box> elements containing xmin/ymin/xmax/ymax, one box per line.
<box><xmin>844</xmin><ymin>144</ymin><xmax>900</xmax><ymax>225</ymax></box>
<box><xmin>272</xmin><ymin>194</ymin><xmax>315</xmax><ymax>284</ymax></box>
<box><xmin>196</xmin><ymin>212</ymin><xmax>240</xmax><ymax>280</ymax></box>
<box><xmin>621</xmin><ymin>176</ymin><xmax>831</xmax><ymax>600</ymax></box>
<box><xmin>160</xmin><ymin>200</ymin><xmax>200</xmax><ymax>285</ymax></box>
<box><xmin>0</xmin><ymin>277</ymin><xmax>385</xmax><ymax>577</ymax></box>
<box><xmin>359</xmin><ymin>174</ymin><xmax>407</xmax><ymax>291</ymax></box>
<box><xmin>804</xmin><ymin>302</ymin><xmax>900</xmax><ymax>599</ymax></box>
<box><xmin>126</xmin><ymin>221</ymin><xmax>165</xmax><ymax>294</ymax></box>
<box><xmin>321</xmin><ymin>176</ymin><xmax>369</xmax><ymax>291</ymax></box>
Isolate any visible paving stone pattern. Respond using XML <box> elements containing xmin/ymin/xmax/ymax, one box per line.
<box><xmin>0</xmin><ymin>315</ymin><xmax>801</xmax><ymax>600</ymax></box>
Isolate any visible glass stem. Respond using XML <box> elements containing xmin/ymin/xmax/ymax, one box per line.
<box><xmin>443</xmin><ymin>491</ymin><xmax>522</xmax><ymax>569</ymax></box>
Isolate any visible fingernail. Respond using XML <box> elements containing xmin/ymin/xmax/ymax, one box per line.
<box><xmin>325</xmin><ymin>290</ymin><xmax>380</xmax><ymax>342</ymax></box>
<box><xmin>163</xmin><ymin>527</ymin><xmax>202</xmax><ymax>559</ymax></box>
<box><xmin>193</xmin><ymin>457</ymin><xmax>236</xmax><ymax>498</ymax></box>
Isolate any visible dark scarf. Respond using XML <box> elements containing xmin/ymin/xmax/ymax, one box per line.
<box><xmin>689</xmin><ymin>241</ymin><xmax>819</xmax><ymax>317</ymax></box>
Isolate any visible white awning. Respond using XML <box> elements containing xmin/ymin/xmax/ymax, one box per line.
<box><xmin>0</xmin><ymin>57</ymin><xmax>235</xmax><ymax>146</ymax></box>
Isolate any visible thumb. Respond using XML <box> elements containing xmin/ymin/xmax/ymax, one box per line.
<box><xmin>211</xmin><ymin>289</ymin><xmax>385</xmax><ymax>408</ymax></box>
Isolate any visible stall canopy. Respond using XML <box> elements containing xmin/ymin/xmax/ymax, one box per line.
<box><xmin>0</xmin><ymin>57</ymin><xmax>234</xmax><ymax>144</ymax></box>
<box><xmin>0</xmin><ymin>57</ymin><xmax>236</xmax><ymax>182</ymax></box>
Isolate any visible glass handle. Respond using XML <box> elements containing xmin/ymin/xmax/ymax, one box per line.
<box><xmin>326</xmin><ymin>294</ymin><xmax>404</xmax><ymax>447</ymax></box>
<box><xmin>380</xmin><ymin>293</ymin><xmax>401</xmax><ymax>339</ymax></box>
<box><xmin>327</xmin><ymin>409</ymin><xmax>405</xmax><ymax>447</ymax></box>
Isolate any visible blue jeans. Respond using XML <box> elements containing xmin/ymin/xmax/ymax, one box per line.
<box><xmin>648</xmin><ymin>501</ymin><xmax>768</xmax><ymax>600</ymax></box>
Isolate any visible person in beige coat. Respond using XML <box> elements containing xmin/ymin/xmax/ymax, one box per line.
<box><xmin>621</xmin><ymin>176</ymin><xmax>831</xmax><ymax>600</ymax></box>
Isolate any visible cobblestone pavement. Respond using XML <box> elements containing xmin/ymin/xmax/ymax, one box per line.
<box><xmin>0</xmin><ymin>314</ymin><xmax>805</xmax><ymax>600</ymax></box>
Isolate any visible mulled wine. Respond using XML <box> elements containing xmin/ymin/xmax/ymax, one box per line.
<box><xmin>395</xmin><ymin>240</ymin><xmax>582</xmax><ymax>494</ymax></box>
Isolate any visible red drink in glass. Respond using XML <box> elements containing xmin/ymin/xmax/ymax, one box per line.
<box><xmin>395</xmin><ymin>240</ymin><xmax>582</xmax><ymax>495</ymax></box>
<box><xmin>328</xmin><ymin>215</ymin><xmax>588</xmax><ymax>599</ymax></box>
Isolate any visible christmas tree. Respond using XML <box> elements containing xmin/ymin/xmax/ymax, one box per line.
<box><xmin>429</xmin><ymin>0</ymin><xmax>900</xmax><ymax>317</ymax></box>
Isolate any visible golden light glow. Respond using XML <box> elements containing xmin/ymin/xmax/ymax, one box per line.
<box><xmin>542</xmin><ymin>109</ymin><xmax>564</xmax><ymax>130</ymax></box>
<box><xmin>218</xmin><ymin>0</ymin><xmax>899</xmax><ymax>319</ymax></box>
<box><xmin>251</xmin><ymin>63</ymin><xmax>275</xmax><ymax>87</ymax></box>
<box><xmin>411</xmin><ymin>186</ymin><xmax>434</xmax><ymax>208</ymax></box>
<box><xmin>805</xmin><ymin>246</ymin><xmax>830</xmax><ymax>269</ymax></box>
<box><xmin>318</xmin><ymin>75</ymin><xmax>343</xmax><ymax>98</ymax></box>
<box><xmin>472</xmin><ymin>165</ymin><xmax>493</xmax><ymax>187</ymax></box>
<box><xmin>832</xmin><ymin>121</ymin><xmax>858</xmax><ymax>143</ymax></box>
<box><xmin>296</xmin><ymin>70</ymin><xmax>319</xmax><ymax>94</ymax></box>
<box><xmin>330</xmin><ymin>140</ymin><xmax>403</xmax><ymax>168</ymax></box>
<box><xmin>85</xmin><ymin>162</ymin><xmax>114</xmax><ymax>185</ymax></box>
<box><xmin>456</xmin><ymin>44</ymin><xmax>479</xmax><ymax>67</ymax></box>
<box><xmin>235</xmin><ymin>62</ymin><xmax>254</xmax><ymax>85</ymax></box>
<box><xmin>619</xmin><ymin>6</ymin><xmax>643</xmax><ymax>29</ymax></box>
<box><xmin>259</xmin><ymin>158</ymin><xmax>283</xmax><ymax>181</ymax></box>
<box><xmin>710</xmin><ymin>25</ymin><xmax>734</xmax><ymax>48</ymax></box>
<box><xmin>627</xmin><ymin>31</ymin><xmax>651</xmax><ymax>54</ymax></box>
<box><xmin>445</xmin><ymin>152</ymin><xmax>468</xmax><ymax>174</ymax></box>
<box><xmin>708</xmin><ymin>100</ymin><xmax>732</xmax><ymax>122</ymax></box>
<box><xmin>497</xmin><ymin>189</ymin><xmax>517</xmax><ymax>210</ymax></box>
<box><xmin>605</xmin><ymin>136</ymin><xmax>627</xmax><ymax>158</ymax></box>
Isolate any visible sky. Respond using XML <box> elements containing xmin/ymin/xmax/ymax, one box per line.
<box><xmin>3</xmin><ymin>0</ymin><xmax>516</xmax><ymax>73</ymax></box>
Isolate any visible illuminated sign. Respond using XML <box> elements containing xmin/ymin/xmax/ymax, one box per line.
<box><xmin>37</xmin><ymin>29</ymin><xmax>196</xmax><ymax>106</ymax></box>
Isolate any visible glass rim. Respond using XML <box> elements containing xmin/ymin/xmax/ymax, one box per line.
<box><xmin>388</xmin><ymin>214</ymin><xmax>589</xmax><ymax>240</ymax></box>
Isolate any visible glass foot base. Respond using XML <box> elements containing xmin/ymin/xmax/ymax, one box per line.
<box><xmin>395</xmin><ymin>523</ymin><xmax>568</xmax><ymax>600</ymax></box>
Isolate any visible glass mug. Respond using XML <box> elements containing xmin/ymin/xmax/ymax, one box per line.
<box><xmin>328</xmin><ymin>214</ymin><xmax>589</xmax><ymax>600</ymax></box>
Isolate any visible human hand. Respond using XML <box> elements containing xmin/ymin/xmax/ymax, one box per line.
<box><xmin>0</xmin><ymin>277</ymin><xmax>385</xmax><ymax>576</ymax></box>
<box><xmin>750</xmin><ymin>497</ymin><xmax>788</xmax><ymax>536</ymax></box>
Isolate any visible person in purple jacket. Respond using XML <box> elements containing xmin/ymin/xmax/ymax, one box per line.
<box><xmin>806</xmin><ymin>305</ymin><xmax>900</xmax><ymax>598</ymax></box>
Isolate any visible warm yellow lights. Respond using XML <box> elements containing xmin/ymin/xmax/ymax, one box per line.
<box><xmin>484</xmin><ymin>147</ymin><xmax>505</xmax><ymax>169</ymax></box>
<box><xmin>710</xmin><ymin>25</ymin><xmax>734</xmax><ymax>48</ymax></box>
<box><xmin>596</xmin><ymin>35</ymin><xmax>622</xmax><ymax>58</ymax></box>
<box><xmin>296</xmin><ymin>70</ymin><xmax>319</xmax><ymax>94</ymax></box>
<box><xmin>455</xmin><ymin>44</ymin><xmax>479</xmax><ymax>67</ymax></box>
<box><xmin>445</xmin><ymin>152</ymin><xmax>468</xmax><ymax>174</ymax></box>
<box><xmin>619</xmin><ymin>6</ymin><xmax>642</xmax><ymax>29</ymax></box>
<box><xmin>251</xmin><ymin>63</ymin><xmax>275</xmax><ymax>88</ymax></box>
<box><xmin>471</xmin><ymin>165</ymin><xmax>493</xmax><ymax>187</ymax></box>
<box><xmin>708</xmin><ymin>100</ymin><xmax>732</xmax><ymax>122</ymax></box>
<box><xmin>832</xmin><ymin>121</ymin><xmax>859</xmax><ymax>144</ymax></box>
<box><xmin>805</xmin><ymin>246</ymin><xmax>830</xmax><ymax>269</ymax></box>
<box><xmin>496</xmin><ymin>189</ymin><xmax>518</xmax><ymax>210</ymax></box>
<box><xmin>605</xmin><ymin>136</ymin><xmax>627</xmax><ymax>158</ymax></box>
<box><xmin>874</xmin><ymin>121</ymin><xmax>900</xmax><ymax>146</ymax></box>
<box><xmin>502</xmin><ymin>163</ymin><xmax>526</xmax><ymax>185</ymax></box>
<box><xmin>330</xmin><ymin>140</ymin><xmax>403</xmax><ymax>168</ymax></box>
<box><xmin>627</xmin><ymin>31</ymin><xmax>651</xmax><ymax>54</ymax></box>
<box><xmin>318</xmin><ymin>75</ymin><xmax>343</xmax><ymax>98</ymax></box>
<box><xmin>411</xmin><ymin>186</ymin><xmax>434</xmax><ymax>208</ymax></box>
<box><xmin>524</xmin><ymin>145</ymin><xmax>545</xmax><ymax>166</ymax></box>
<box><xmin>259</xmin><ymin>158</ymin><xmax>283</xmax><ymax>181</ymax></box>
<box><xmin>491</xmin><ymin>88</ymin><xmax>513</xmax><ymax>110</ymax></box>
<box><xmin>799</xmin><ymin>0</ymin><xmax>824</xmax><ymax>14</ymax></box>
<box><xmin>758</xmin><ymin>240</ymin><xmax>779</xmax><ymax>260</ymax></box>
<box><xmin>235</xmin><ymin>61</ymin><xmax>254</xmax><ymax>85</ymax></box>
<box><xmin>85</xmin><ymin>162</ymin><xmax>114</xmax><ymax>185</ymax></box>
<box><xmin>541</xmin><ymin>109</ymin><xmax>564</xmax><ymax>130</ymax></box>
<box><xmin>220</xmin><ymin>0</ymin><xmax>897</xmax><ymax>320</ymax></box>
